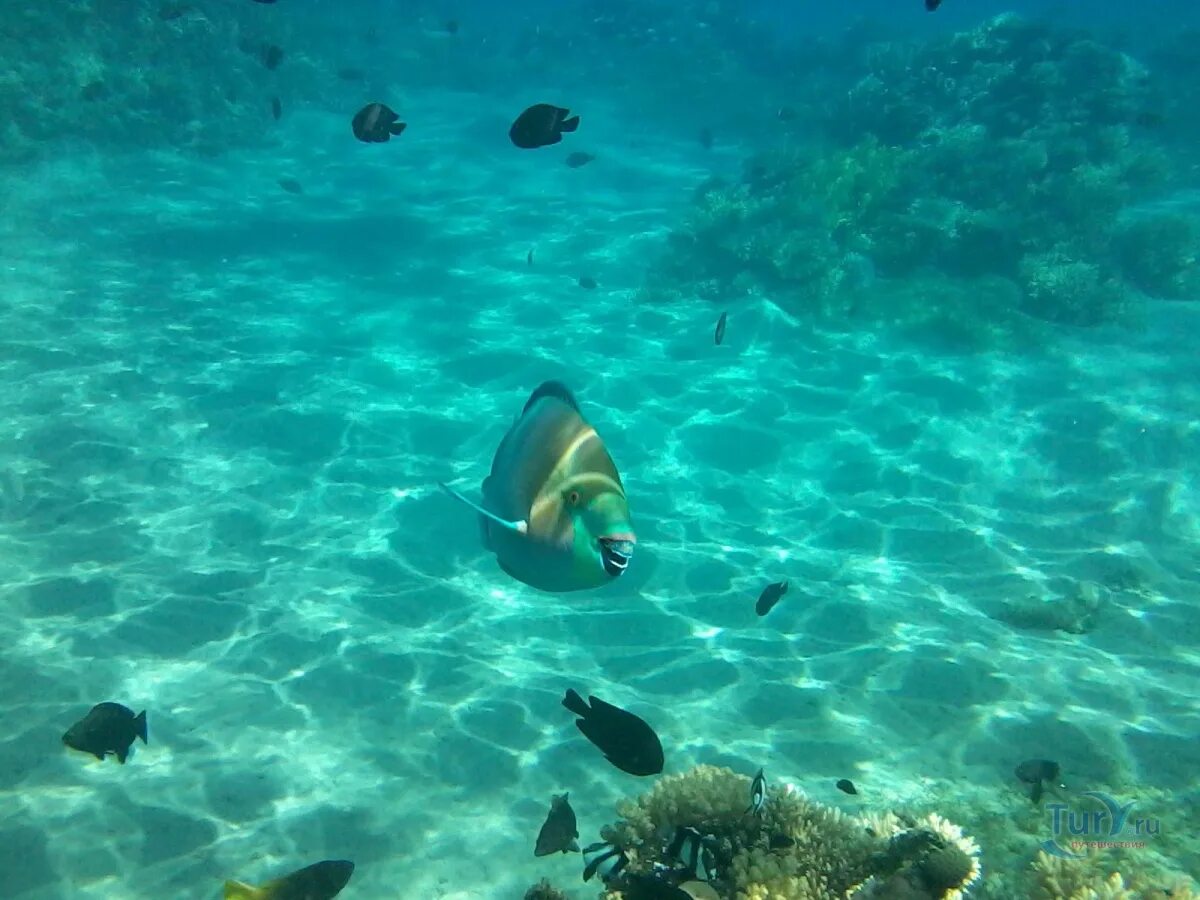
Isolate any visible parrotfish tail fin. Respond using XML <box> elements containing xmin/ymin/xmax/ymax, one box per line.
<box><xmin>568</xmin><ymin>839</ymin><xmax>580</xmax><ymax>853</ymax></box>
<box><xmin>561</xmin><ymin>688</ymin><xmax>590</xmax><ymax>718</ymax></box>
<box><xmin>439</xmin><ymin>482</ymin><xmax>527</xmax><ymax>534</ymax></box>
<box><xmin>560</xmin><ymin>115</ymin><xmax>580</xmax><ymax>132</ymax></box>
<box><xmin>390</xmin><ymin>121</ymin><xmax>407</xmax><ymax>135</ymax></box>
<box><xmin>134</xmin><ymin>710</ymin><xmax>148</xmax><ymax>744</ymax></box>
<box><xmin>523</xmin><ymin>380</ymin><xmax>580</xmax><ymax>415</ymax></box>
<box><xmin>116</xmin><ymin>749</ymin><xmax>128</xmax><ymax>764</ymax></box>
<box><xmin>223</xmin><ymin>880</ymin><xmax>263</xmax><ymax>900</ymax></box>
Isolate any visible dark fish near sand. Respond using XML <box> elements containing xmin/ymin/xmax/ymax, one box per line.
<box><xmin>836</xmin><ymin>779</ymin><xmax>857</xmax><ymax>795</ymax></box>
<box><xmin>699</xmin><ymin>127</ymin><xmax>713</xmax><ymax>150</ymax></box>
<box><xmin>776</xmin><ymin>106</ymin><xmax>798</xmax><ymax>121</ymax></box>
<box><xmin>277</xmin><ymin>178</ymin><xmax>303</xmax><ymax>194</ymax></box>
<box><xmin>261</xmin><ymin>44</ymin><xmax>284</xmax><ymax>70</ymax></box>
<box><xmin>562</xmin><ymin>688</ymin><xmax>663</xmax><ymax>776</ymax></box>
<box><xmin>582</xmin><ymin>842</ymin><xmax>629</xmax><ymax>882</ymax></box>
<box><xmin>440</xmin><ymin>381</ymin><xmax>634</xmax><ymax>592</ymax></box>
<box><xmin>534</xmin><ymin>793</ymin><xmax>579</xmax><ymax>856</ymax></box>
<box><xmin>336</xmin><ymin>67</ymin><xmax>366</xmax><ymax>81</ymax></box>
<box><xmin>63</xmin><ymin>702</ymin><xmax>147</xmax><ymax>764</ymax></box>
<box><xmin>714</xmin><ymin>311</ymin><xmax>727</xmax><ymax>345</ymax></box>
<box><xmin>1015</xmin><ymin>758</ymin><xmax>1064</xmax><ymax>804</ymax></box>
<box><xmin>510</xmin><ymin>103</ymin><xmax>579</xmax><ymax>149</ymax></box>
<box><xmin>578</xmin><ymin>276</ymin><xmax>597</xmax><ymax>290</ymax></box>
<box><xmin>270</xmin><ymin>96</ymin><xmax>282</xmax><ymax>120</ymax></box>
<box><xmin>445</xmin><ymin>19</ymin><xmax>459</xmax><ymax>35</ymax></box>
<box><xmin>745</xmin><ymin>767</ymin><xmax>766</xmax><ymax>815</ymax></box>
<box><xmin>251</xmin><ymin>0</ymin><xmax>277</xmax><ymax>4</ymax></box>
<box><xmin>565</xmin><ymin>151</ymin><xmax>595</xmax><ymax>168</ymax></box>
<box><xmin>925</xmin><ymin>0</ymin><xmax>942</xmax><ymax>9</ymax></box>
<box><xmin>224</xmin><ymin>859</ymin><xmax>354</xmax><ymax>900</ymax></box>
<box><xmin>527</xmin><ymin>248</ymin><xmax>534</xmax><ymax>266</ymax></box>
<box><xmin>755</xmin><ymin>580</ymin><xmax>788</xmax><ymax>616</ymax></box>
<box><xmin>352</xmin><ymin>103</ymin><xmax>406</xmax><ymax>143</ymax></box>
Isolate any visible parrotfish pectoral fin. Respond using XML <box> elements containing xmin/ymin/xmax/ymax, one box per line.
<box><xmin>439</xmin><ymin>482</ymin><xmax>528</xmax><ymax>534</ymax></box>
<box><xmin>223</xmin><ymin>880</ymin><xmax>263</xmax><ymax>900</ymax></box>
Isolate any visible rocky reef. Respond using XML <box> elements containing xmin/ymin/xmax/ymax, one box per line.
<box><xmin>642</xmin><ymin>14</ymin><xmax>1198</xmax><ymax>340</ymax></box>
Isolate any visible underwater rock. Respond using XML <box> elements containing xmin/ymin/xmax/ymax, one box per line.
<box><xmin>992</xmin><ymin>582</ymin><xmax>1105</xmax><ymax>635</ymax></box>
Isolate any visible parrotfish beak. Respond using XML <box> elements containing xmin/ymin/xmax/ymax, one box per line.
<box><xmin>598</xmin><ymin>534</ymin><xmax>635</xmax><ymax>577</ymax></box>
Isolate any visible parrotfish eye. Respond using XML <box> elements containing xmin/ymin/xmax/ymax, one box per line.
<box><xmin>566</xmin><ymin>489</ymin><xmax>581</xmax><ymax>506</ymax></box>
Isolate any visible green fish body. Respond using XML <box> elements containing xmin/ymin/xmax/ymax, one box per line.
<box><xmin>443</xmin><ymin>381</ymin><xmax>635</xmax><ymax>592</ymax></box>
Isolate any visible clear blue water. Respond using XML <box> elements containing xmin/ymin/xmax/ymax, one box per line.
<box><xmin>1</xmin><ymin>2</ymin><xmax>1198</xmax><ymax>898</ymax></box>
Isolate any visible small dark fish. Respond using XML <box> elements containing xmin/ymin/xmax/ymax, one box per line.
<box><xmin>509</xmin><ymin>103</ymin><xmax>579</xmax><ymax>149</ymax></box>
<box><xmin>250</xmin><ymin>0</ymin><xmax>277</xmax><ymax>4</ymax></box>
<box><xmin>745</xmin><ymin>767</ymin><xmax>766</xmax><ymax>815</ymax></box>
<box><xmin>1135</xmin><ymin>111</ymin><xmax>1165</xmax><ymax>128</ymax></box>
<box><xmin>277</xmin><ymin>178</ymin><xmax>304</xmax><ymax>194</ymax></box>
<box><xmin>582</xmin><ymin>842</ymin><xmax>629</xmax><ymax>882</ymax></box>
<box><xmin>665</xmin><ymin>827</ymin><xmax>715</xmax><ymax>882</ymax></box>
<box><xmin>352</xmin><ymin>103</ymin><xmax>407</xmax><ymax>143</ymax></box>
<box><xmin>562</xmin><ymin>688</ymin><xmax>664</xmax><ymax>776</ymax></box>
<box><xmin>158</xmin><ymin>3</ymin><xmax>193</xmax><ymax>20</ymax></box>
<box><xmin>223</xmin><ymin>859</ymin><xmax>354</xmax><ymax>900</ymax></box>
<box><xmin>714</xmin><ymin>311</ymin><xmax>727</xmax><ymax>345</ymax></box>
<box><xmin>755</xmin><ymin>580</ymin><xmax>788</xmax><ymax>616</ymax></box>
<box><xmin>270</xmin><ymin>96</ymin><xmax>282</xmax><ymax>120</ymax></box>
<box><xmin>336</xmin><ymin>67</ymin><xmax>366</xmax><ymax>81</ymax></box>
<box><xmin>776</xmin><ymin>106</ymin><xmax>798</xmax><ymax>121</ymax></box>
<box><xmin>698</xmin><ymin>127</ymin><xmax>713</xmax><ymax>150</ymax></box>
<box><xmin>836</xmin><ymin>779</ymin><xmax>858</xmax><ymax>795</ymax></box>
<box><xmin>620</xmin><ymin>873</ymin><xmax>692</xmax><ymax>900</ymax></box>
<box><xmin>526</xmin><ymin>249</ymin><xmax>534</xmax><ymax>266</ymax></box>
<box><xmin>565</xmin><ymin>151</ymin><xmax>595</xmax><ymax>168</ymax></box>
<box><xmin>1015</xmin><ymin>758</ymin><xmax>1063</xmax><ymax>803</ymax></box>
<box><xmin>578</xmin><ymin>276</ymin><xmax>597</xmax><ymax>290</ymax></box>
<box><xmin>63</xmin><ymin>702</ymin><xmax>147</xmax><ymax>764</ymax></box>
<box><xmin>925</xmin><ymin>0</ymin><xmax>942</xmax><ymax>9</ymax></box>
<box><xmin>445</xmin><ymin>19</ymin><xmax>459</xmax><ymax>35</ymax></box>
<box><xmin>80</xmin><ymin>81</ymin><xmax>108</xmax><ymax>102</ymax></box>
<box><xmin>262</xmin><ymin>44</ymin><xmax>284</xmax><ymax>70</ymax></box>
<box><xmin>768</xmin><ymin>833</ymin><xmax>796</xmax><ymax>850</ymax></box>
<box><xmin>534</xmin><ymin>793</ymin><xmax>579</xmax><ymax>856</ymax></box>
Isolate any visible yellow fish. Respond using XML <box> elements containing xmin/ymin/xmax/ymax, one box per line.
<box><xmin>223</xmin><ymin>859</ymin><xmax>354</xmax><ymax>900</ymax></box>
<box><xmin>442</xmin><ymin>381</ymin><xmax>635</xmax><ymax>592</ymax></box>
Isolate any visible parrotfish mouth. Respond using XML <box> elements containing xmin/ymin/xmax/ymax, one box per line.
<box><xmin>598</xmin><ymin>535</ymin><xmax>635</xmax><ymax>577</ymax></box>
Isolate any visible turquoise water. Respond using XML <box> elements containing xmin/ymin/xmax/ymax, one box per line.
<box><xmin>2</xmin><ymin>3</ymin><xmax>1199</xmax><ymax>899</ymax></box>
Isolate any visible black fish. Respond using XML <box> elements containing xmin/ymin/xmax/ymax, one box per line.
<box><xmin>768</xmin><ymin>832</ymin><xmax>796</xmax><ymax>850</ymax></box>
<box><xmin>352</xmin><ymin>103</ymin><xmax>407</xmax><ymax>143</ymax></box>
<box><xmin>714</xmin><ymin>311</ymin><xmax>727</xmax><ymax>345</ymax></box>
<box><xmin>63</xmin><ymin>702</ymin><xmax>147</xmax><ymax>763</ymax></box>
<box><xmin>562</xmin><ymin>689</ymin><xmax>664</xmax><ymax>776</ymax></box>
<box><xmin>527</xmin><ymin>249</ymin><xmax>534</xmax><ymax>266</ymax></box>
<box><xmin>158</xmin><ymin>3</ymin><xmax>193</xmax><ymax>20</ymax></box>
<box><xmin>699</xmin><ymin>127</ymin><xmax>713</xmax><ymax>150</ymax></box>
<box><xmin>665</xmin><ymin>827</ymin><xmax>715</xmax><ymax>881</ymax></box>
<box><xmin>262</xmin><ymin>44</ymin><xmax>284</xmax><ymax>70</ymax></box>
<box><xmin>251</xmin><ymin>0</ymin><xmax>277</xmax><ymax>4</ymax></box>
<box><xmin>620</xmin><ymin>873</ymin><xmax>692</xmax><ymax>900</ymax></box>
<box><xmin>445</xmin><ymin>19</ymin><xmax>459</xmax><ymax>35</ymax></box>
<box><xmin>925</xmin><ymin>0</ymin><xmax>942</xmax><ymax>9</ymax></box>
<box><xmin>776</xmin><ymin>106</ymin><xmax>798</xmax><ymax>121</ymax></box>
<box><xmin>270</xmin><ymin>96</ymin><xmax>282</xmax><ymax>120</ymax></box>
<box><xmin>745</xmin><ymin>767</ymin><xmax>766</xmax><ymax>815</ymax></box>
<box><xmin>582</xmin><ymin>841</ymin><xmax>629</xmax><ymax>882</ymax></box>
<box><xmin>578</xmin><ymin>276</ymin><xmax>597</xmax><ymax>290</ymax></box>
<box><xmin>755</xmin><ymin>580</ymin><xmax>788</xmax><ymax>616</ymax></box>
<box><xmin>836</xmin><ymin>779</ymin><xmax>857</xmax><ymax>795</ymax></box>
<box><xmin>534</xmin><ymin>793</ymin><xmax>579</xmax><ymax>857</ymax></box>
<box><xmin>510</xmin><ymin>104</ymin><xmax>579</xmax><ymax>149</ymax></box>
<box><xmin>1015</xmin><ymin>758</ymin><xmax>1063</xmax><ymax>803</ymax></box>
<box><xmin>278</xmin><ymin>178</ymin><xmax>304</xmax><ymax>194</ymax></box>
<box><xmin>565</xmin><ymin>151</ymin><xmax>595</xmax><ymax>168</ymax></box>
<box><xmin>223</xmin><ymin>859</ymin><xmax>354</xmax><ymax>900</ymax></box>
<box><xmin>80</xmin><ymin>81</ymin><xmax>108</xmax><ymax>102</ymax></box>
<box><xmin>337</xmin><ymin>67</ymin><xmax>366</xmax><ymax>81</ymax></box>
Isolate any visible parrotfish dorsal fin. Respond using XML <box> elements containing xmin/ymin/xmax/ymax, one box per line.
<box><xmin>222</xmin><ymin>880</ymin><xmax>263</xmax><ymax>900</ymax></box>
<box><xmin>522</xmin><ymin>380</ymin><xmax>579</xmax><ymax>416</ymax></box>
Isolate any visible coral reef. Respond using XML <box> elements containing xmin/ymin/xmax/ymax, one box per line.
<box><xmin>643</xmin><ymin>13</ymin><xmax>1197</xmax><ymax>339</ymax></box>
<box><xmin>587</xmin><ymin>765</ymin><xmax>979</xmax><ymax>900</ymax></box>
<box><xmin>525</xmin><ymin>878</ymin><xmax>571</xmax><ymax>900</ymax></box>
<box><xmin>1030</xmin><ymin>850</ymin><xmax>1197</xmax><ymax>900</ymax></box>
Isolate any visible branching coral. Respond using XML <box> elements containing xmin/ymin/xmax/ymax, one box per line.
<box><xmin>1030</xmin><ymin>850</ymin><xmax>1197</xmax><ymax>900</ymax></box>
<box><xmin>589</xmin><ymin>765</ymin><xmax>979</xmax><ymax>900</ymax></box>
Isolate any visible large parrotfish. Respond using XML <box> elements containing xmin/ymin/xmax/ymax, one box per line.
<box><xmin>441</xmin><ymin>381</ymin><xmax>635</xmax><ymax>592</ymax></box>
